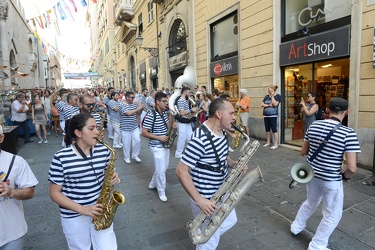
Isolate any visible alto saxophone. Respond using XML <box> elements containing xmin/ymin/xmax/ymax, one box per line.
<box><xmin>187</xmin><ymin>124</ymin><xmax>263</xmax><ymax>244</ymax></box>
<box><xmin>163</xmin><ymin>113</ymin><xmax>178</xmax><ymax>149</ymax></box>
<box><xmin>92</xmin><ymin>113</ymin><xmax>126</xmax><ymax>231</ymax></box>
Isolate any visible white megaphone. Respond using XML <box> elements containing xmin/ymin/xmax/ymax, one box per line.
<box><xmin>289</xmin><ymin>162</ymin><xmax>314</xmax><ymax>189</ymax></box>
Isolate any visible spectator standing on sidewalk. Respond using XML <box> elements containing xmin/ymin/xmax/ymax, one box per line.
<box><xmin>290</xmin><ymin>97</ymin><xmax>361</xmax><ymax>250</ymax></box>
<box><xmin>0</xmin><ymin>125</ymin><xmax>38</xmax><ymax>250</ymax></box>
<box><xmin>32</xmin><ymin>95</ymin><xmax>49</xmax><ymax>144</ymax></box>
<box><xmin>11</xmin><ymin>93</ymin><xmax>34</xmax><ymax>145</ymax></box>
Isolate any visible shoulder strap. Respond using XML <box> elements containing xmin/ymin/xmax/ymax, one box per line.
<box><xmin>200</xmin><ymin>124</ymin><xmax>222</xmax><ymax>170</ymax></box>
<box><xmin>3</xmin><ymin>155</ymin><xmax>16</xmax><ymax>182</ymax></box>
<box><xmin>151</xmin><ymin>109</ymin><xmax>156</xmax><ymax>133</ymax></box>
<box><xmin>309</xmin><ymin>123</ymin><xmax>342</xmax><ymax>163</ymax></box>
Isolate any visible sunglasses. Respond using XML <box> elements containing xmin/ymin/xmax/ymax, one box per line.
<box><xmin>85</xmin><ymin>103</ymin><xmax>95</xmax><ymax>108</ymax></box>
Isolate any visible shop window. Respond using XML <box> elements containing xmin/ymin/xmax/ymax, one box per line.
<box><xmin>212</xmin><ymin>75</ymin><xmax>238</xmax><ymax>100</ymax></box>
<box><xmin>283</xmin><ymin>58</ymin><xmax>349</xmax><ymax>146</ymax></box>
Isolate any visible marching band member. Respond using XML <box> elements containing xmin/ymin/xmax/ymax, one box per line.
<box><xmin>142</xmin><ymin>92</ymin><xmax>176</xmax><ymax>202</ymax></box>
<box><xmin>107</xmin><ymin>92</ymin><xmax>122</xmax><ymax>148</ymax></box>
<box><xmin>176</xmin><ymin>98</ymin><xmax>239</xmax><ymax>250</ymax></box>
<box><xmin>138</xmin><ymin>88</ymin><xmax>149</xmax><ymax>130</ymax></box>
<box><xmin>175</xmin><ymin>86</ymin><xmax>199</xmax><ymax>158</ymax></box>
<box><xmin>119</xmin><ymin>91</ymin><xmax>144</xmax><ymax>164</ymax></box>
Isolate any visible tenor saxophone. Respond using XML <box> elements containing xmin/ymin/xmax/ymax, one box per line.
<box><xmin>187</xmin><ymin>126</ymin><xmax>263</xmax><ymax>245</ymax></box>
<box><xmin>231</xmin><ymin>106</ymin><xmax>246</xmax><ymax>149</ymax></box>
<box><xmin>92</xmin><ymin>113</ymin><xmax>126</xmax><ymax>231</ymax></box>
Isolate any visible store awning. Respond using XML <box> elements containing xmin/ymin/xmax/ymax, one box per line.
<box><xmin>121</xmin><ymin>21</ymin><xmax>137</xmax><ymax>44</ymax></box>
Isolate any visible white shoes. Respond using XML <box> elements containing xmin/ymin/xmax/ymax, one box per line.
<box><xmin>113</xmin><ymin>145</ymin><xmax>122</xmax><ymax>148</ymax></box>
<box><xmin>148</xmin><ymin>183</ymin><xmax>156</xmax><ymax>189</ymax></box>
<box><xmin>175</xmin><ymin>154</ymin><xmax>182</xmax><ymax>159</ymax></box>
<box><xmin>158</xmin><ymin>192</ymin><xmax>167</xmax><ymax>202</ymax></box>
<box><xmin>43</xmin><ymin>139</ymin><xmax>48</xmax><ymax>144</ymax></box>
<box><xmin>132</xmin><ymin>156</ymin><xmax>141</xmax><ymax>163</ymax></box>
<box><xmin>124</xmin><ymin>158</ymin><xmax>131</xmax><ymax>164</ymax></box>
<box><xmin>228</xmin><ymin>146</ymin><xmax>234</xmax><ymax>152</ymax></box>
<box><xmin>38</xmin><ymin>139</ymin><xmax>43</xmax><ymax>144</ymax></box>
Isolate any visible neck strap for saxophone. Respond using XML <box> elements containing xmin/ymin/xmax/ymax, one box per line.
<box><xmin>75</xmin><ymin>143</ymin><xmax>100</xmax><ymax>184</ymax></box>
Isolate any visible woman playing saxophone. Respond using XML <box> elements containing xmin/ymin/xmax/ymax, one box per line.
<box><xmin>176</xmin><ymin>98</ymin><xmax>244</xmax><ymax>249</ymax></box>
<box><xmin>49</xmin><ymin>113</ymin><xmax>121</xmax><ymax>249</ymax></box>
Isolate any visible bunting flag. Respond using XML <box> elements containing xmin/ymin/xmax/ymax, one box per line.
<box><xmin>62</xmin><ymin>0</ymin><xmax>75</xmax><ymax>21</ymax></box>
<box><xmin>56</xmin><ymin>3</ymin><xmax>67</xmax><ymax>20</ymax></box>
<box><xmin>69</xmin><ymin>0</ymin><xmax>78</xmax><ymax>12</ymax></box>
<box><xmin>43</xmin><ymin>14</ymin><xmax>48</xmax><ymax>28</ymax></box>
<box><xmin>35</xmin><ymin>17</ymin><xmax>43</xmax><ymax>29</ymax></box>
<box><xmin>81</xmin><ymin>0</ymin><xmax>87</xmax><ymax>7</ymax></box>
<box><xmin>46</xmin><ymin>10</ymin><xmax>51</xmax><ymax>26</ymax></box>
<box><xmin>92</xmin><ymin>0</ymin><xmax>97</xmax><ymax>3</ymax></box>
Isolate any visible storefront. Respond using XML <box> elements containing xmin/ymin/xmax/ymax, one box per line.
<box><xmin>209</xmin><ymin>11</ymin><xmax>239</xmax><ymax>100</ymax></box>
<box><xmin>280</xmin><ymin>0</ymin><xmax>351</xmax><ymax>146</ymax></box>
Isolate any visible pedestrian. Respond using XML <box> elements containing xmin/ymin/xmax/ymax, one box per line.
<box><xmin>107</xmin><ymin>92</ymin><xmax>122</xmax><ymax>148</ymax></box>
<box><xmin>142</xmin><ymin>92</ymin><xmax>176</xmax><ymax>202</ymax></box>
<box><xmin>261</xmin><ymin>84</ymin><xmax>281</xmax><ymax>149</ymax></box>
<box><xmin>11</xmin><ymin>93</ymin><xmax>34</xmax><ymax>145</ymax></box>
<box><xmin>31</xmin><ymin>95</ymin><xmax>49</xmax><ymax>144</ymax></box>
<box><xmin>174</xmin><ymin>86</ymin><xmax>200</xmax><ymax>158</ymax></box>
<box><xmin>301</xmin><ymin>92</ymin><xmax>319</xmax><ymax>134</ymax></box>
<box><xmin>138</xmin><ymin>88</ymin><xmax>149</xmax><ymax>129</ymax></box>
<box><xmin>119</xmin><ymin>91</ymin><xmax>144</xmax><ymax>164</ymax></box>
<box><xmin>176</xmin><ymin>98</ymin><xmax>240</xmax><ymax>249</ymax></box>
<box><xmin>49</xmin><ymin>113</ymin><xmax>120</xmax><ymax>250</ymax></box>
<box><xmin>235</xmin><ymin>89</ymin><xmax>250</xmax><ymax>136</ymax></box>
<box><xmin>290</xmin><ymin>97</ymin><xmax>361</xmax><ymax>250</ymax></box>
<box><xmin>0</xmin><ymin>125</ymin><xmax>38</xmax><ymax>250</ymax></box>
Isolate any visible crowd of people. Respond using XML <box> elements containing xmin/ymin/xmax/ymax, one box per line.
<box><xmin>0</xmin><ymin>83</ymin><xmax>364</xmax><ymax>250</ymax></box>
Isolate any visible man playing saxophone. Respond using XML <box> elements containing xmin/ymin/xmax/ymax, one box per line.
<box><xmin>176</xmin><ymin>98</ymin><xmax>240</xmax><ymax>250</ymax></box>
<box><xmin>142</xmin><ymin>92</ymin><xmax>176</xmax><ymax>202</ymax></box>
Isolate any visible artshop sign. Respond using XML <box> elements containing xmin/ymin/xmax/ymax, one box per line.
<box><xmin>280</xmin><ymin>26</ymin><xmax>350</xmax><ymax>66</ymax></box>
<box><xmin>210</xmin><ymin>56</ymin><xmax>238</xmax><ymax>78</ymax></box>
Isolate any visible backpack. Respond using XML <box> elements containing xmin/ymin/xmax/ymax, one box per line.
<box><xmin>315</xmin><ymin>105</ymin><xmax>325</xmax><ymax>120</ymax></box>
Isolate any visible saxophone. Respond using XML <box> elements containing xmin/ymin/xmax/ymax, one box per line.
<box><xmin>187</xmin><ymin>125</ymin><xmax>263</xmax><ymax>245</ymax></box>
<box><xmin>163</xmin><ymin>114</ymin><xmax>178</xmax><ymax>148</ymax></box>
<box><xmin>231</xmin><ymin>106</ymin><xmax>246</xmax><ymax>149</ymax></box>
<box><xmin>92</xmin><ymin>113</ymin><xmax>126</xmax><ymax>231</ymax></box>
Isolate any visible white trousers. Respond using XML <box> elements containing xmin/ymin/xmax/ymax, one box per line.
<box><xmin>291</xmin><ymin>178</ymin><xmax>343</xmax><ymax>250</ymax></box>
<box><xmin>0</xmin><ymin>236</ymin><xmax>24</xmax><ymax>250</ymax></box>
<box><xmin>191</xmin><ymin>200</ymin><xmax>237</xmax><ymax>250</ymax></box>
<box><xmin>176</xmin><ymin>122</ymin><xmax>193</xmax><ymax>156</ymax></box>
<box><xmin>107</xmin><ymin>115</ymin><xmax>114</xmax><ymax>138</ymax></box>
<box><xmin>149</xmin><ymin>146</ymin><xmax>170</xmax><ymax>194</ymax></box>
<box><xmin>121</xmin><ymin>128</ymin><xmax>141</xmax><ymax>160</ymax></box>
<box><xmin>111</xmin><ymin>121</ymin><xmax>122</xmax><ymax>146</ymax></box>
<box><xmin>61</xmin><ymin>215</ymin><xmax>117</xmax><ymax>250</ymax></box>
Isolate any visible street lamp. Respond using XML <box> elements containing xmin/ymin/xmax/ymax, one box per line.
<box><xmin>135</xmin><ymin>33</ymin><xmax>159</xmax><ymax>57</ymax></box>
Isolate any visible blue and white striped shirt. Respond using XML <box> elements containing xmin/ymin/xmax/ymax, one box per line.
<box><xmin>143</xmin><ymin>110</ymin><xmax>169</xmax><ymax>148</ymax></box>
<box><xmin>107</xmin><ymin>100</ymin><xmax>120</xmax><ymax>123</ymax></box>
<box><xmin>63</xmin><ymin>105</ymin><xmax>80</xmax><ymax>120</ymax></box>
<box><xmin>48</xmin><ymin>144</ymin><xmax>110</xmax><ymax>218</ymax></box>
<box><xmin>177</xmin><ymin>97</ymin><xmax>190</xmax><ymax>118</ymax></box>
<box><xmin>119</xmin><ymin>102</ymin><xmax>139</xmax><ymax>131</ymax></box>
<box><xmin>56</xmin><ymin>101</ymin><xmax>67</xmax><ymax>122</ymax></box>
<box><xmin>305</xmin><ymin>120</ymin><xmax>361</xmax><ymax>181</ymax></box>
<box><xmin>181</xmin><ymin>123</ymin><xmax>229</xmax><ymax>199</ymax></box>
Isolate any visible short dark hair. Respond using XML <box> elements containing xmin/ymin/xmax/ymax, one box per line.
<box><xmin>142</xmin><ymin>88</ymin><xmax>148</xmax><ymax>93</ymax></box>
<box><xmin>181</xmin><ymin>86</ymin><xmax>190</xmax><ymax>94</ymax></box>
<box><xmin>208</xmin><ymin>98</ymin><xmax>230</xmax><ymax>118</ymax></box>
<box><xmin>125</xmin><ymin>91</ymin><xmax>134</xmax><ymax>98</ymax></box>
<box><xmin>155</xmin><ymin>92</ymin><xmax>167</xmax><ymax>101</ymax></box>
<box><xmin>110</xmin><ymin>92</ymin><xmax>119</xmax><ymax>98</ymax></box>
<box><xmin>67</xmin><ymin>93</ymin><xmax>77</xmax><ymax>102</ymax></box>
<box><xmin>107</xmin><ymin>87</ymin><xmax>114</xmax><ymax>92</ymax></box>
<box><xmin>59</xmin><ymin>88</ymin><xmax>69</xmax><ymax>97</ymax></box>
<box><xmin>220</xmin><ymin>94</ymin><xmax>230</xmax><ymax>99</ymax></box>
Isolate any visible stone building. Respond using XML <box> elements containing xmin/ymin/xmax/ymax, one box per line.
<box><xmin>0</xmin><ymin>0</ymin><xmax>47</xmax><ymax>90</ymax></box>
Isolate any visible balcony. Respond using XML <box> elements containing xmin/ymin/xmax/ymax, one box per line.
<box><xmin>114</xmin><ymin>0</ymin><xmax>134</xmax><ymax>26</ymax></box>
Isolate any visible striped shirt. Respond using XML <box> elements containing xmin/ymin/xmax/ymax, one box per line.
<box><xmin>181</xmin><ymin>123</ymin><xmax>229</xmax><ymax>199</ymax></box>
<box><xmin>48</xmin><ymin>144</ymin><xmax>110</xmax><ymax>218</ymax></box>
<box><xmin>177</xmin><ymin>97</ymin><xmax>190</xmax><ymax>118</ymax></box>
<box><xmin>91</xmin><ymin>112</ymin><xmax>102</xmax><ymax>128</ymax></box>
<box><xmin>146</xmin><ymin>96</ymin><xmax>155</xmax><ymax>110</ymax></box>
<box><xmin>107</xmin><ymin>100</ymin><xmax>120</xmax><ymax>123</ymax></box>
<box><xmin>56</xmin><ymin>101</ymin><xmax>67</xmax><ymax>122</ymax></box>
<box><xmin>119</xmin><ymin>102</ymin><xmax>138</xmax><ymax>131</ymax></box>
<box><xmin>138</xmin><ymin>95</ymin><xmax>147</xmax><ymax>106</ymax></box>
<box><xmin>143</xmin><ymin>110</ymin><xmax>169</xmax><ymax>148</ymax></box>
<box><xmin>63</xmin><ymin>105</ymin><xmax>80</xmax><ymax>120</ymax></box>
<box><xmin>305</xmin><ymin>120</ymin><xmax>361</xmax><ymax>181</ymax></box>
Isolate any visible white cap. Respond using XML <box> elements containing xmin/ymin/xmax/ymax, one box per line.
<box><xmin>240</xmin><ymin>89</ymin><xmax>247</xmax><ymax>94</ymax></box>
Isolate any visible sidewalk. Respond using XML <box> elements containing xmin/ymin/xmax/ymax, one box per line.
<box><xmin>16</xmin><ymin>132</ymin><xmax>375</xmax><ymax>250</ymax></box>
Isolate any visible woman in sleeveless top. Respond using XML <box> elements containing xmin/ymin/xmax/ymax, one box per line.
<box><xmin>301</xmin><ymin>92</ymin><xmax>319</xmax><ymax>134</ymax></box>
<box><xmin>32</xmin><ymin>95</ymin><xmax>48</xmax><ymax>143</ymax></box>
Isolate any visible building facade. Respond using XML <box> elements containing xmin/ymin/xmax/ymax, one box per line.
<box><xmin>189</xmin><ymin>0</ymin><xmax>374</xmax><ymax>168</ymax></box>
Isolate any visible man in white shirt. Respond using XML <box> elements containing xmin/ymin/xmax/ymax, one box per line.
<box><xmin>11</xmin><ymin>93</ymin><xmax>34</xmax><ymax>145</ymax></box>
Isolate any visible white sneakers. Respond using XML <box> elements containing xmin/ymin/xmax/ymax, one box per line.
<box><xmin>158</xmin><ymin>192</ymin><xmax>167</xmax><ymax>202</ymax></box>
<box><xmin>148</xmin><ymin>183</ymin><xmax>156</xmax><ymax>189</ymax></box>
<box><xmin>38</xmin><ymin>139</ymin><xmax>43</xmax><ymax>144</ymax></box>
<box><xmin>44</xmin><ymin>139</ymin><xmax>48</xmax><ymax>144</ymax></box>
<box><xmin>175</xmin><ymin>154</ymin><xmax>182</xmax><ymax>159</ymax></box>
<box><xmin>124</xmin><ymin>159</ymin><xmax>131</xmax><ymax>164</ymax></box>
<box><xmin>228</xmin><ymin>146</ymin><xmax>234</xmax><ymax>152</ymax></box>
<box><xmin>113</xmin><ymin>145</ymin><xmax>122</xmax><ymax>148</ymax></box>
<box><xmin>132</xmin><ymin>156</ymin><xmax>141</xmax><ymax>163</ymax></box>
